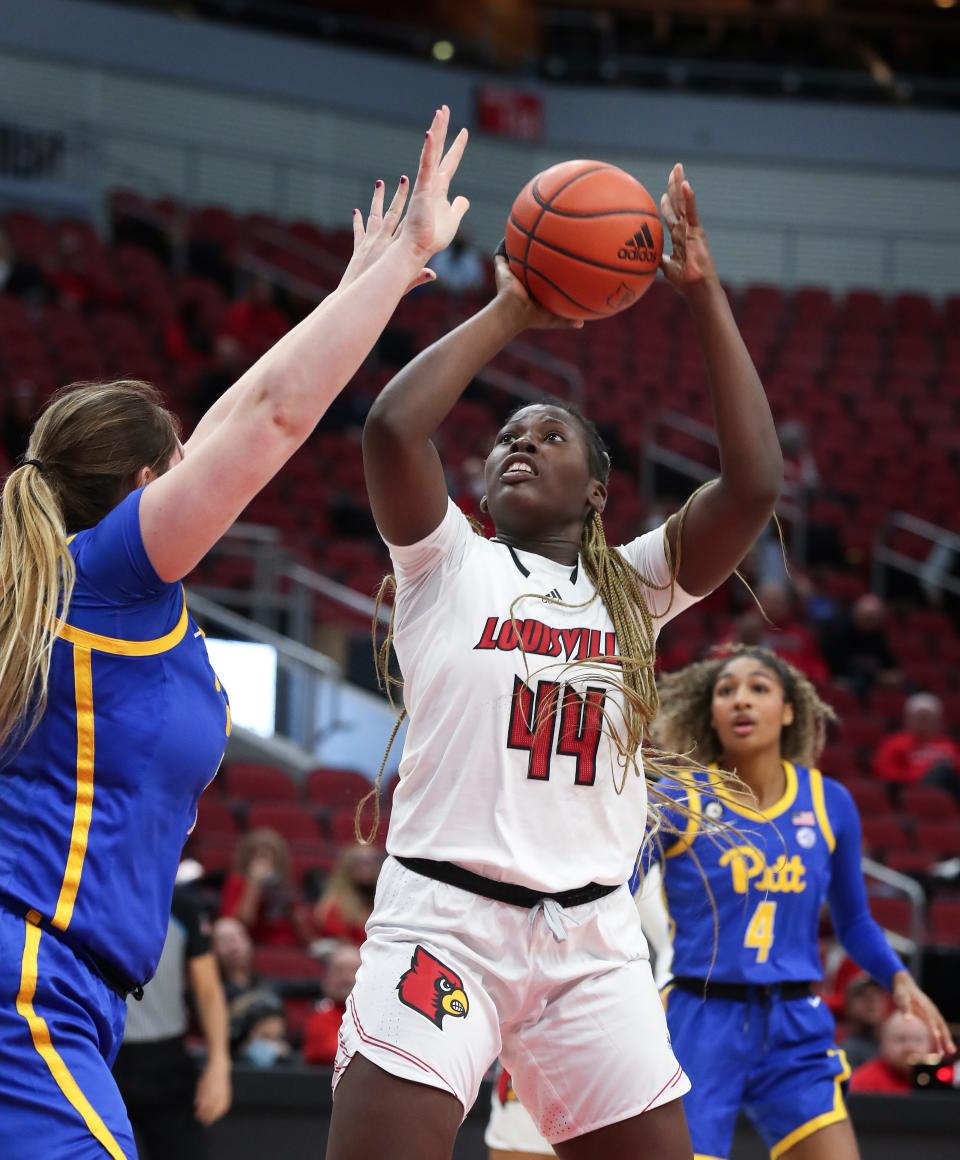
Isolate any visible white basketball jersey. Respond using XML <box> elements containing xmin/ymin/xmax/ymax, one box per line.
<box><xmin>384</xmin><ymin>500</ymin><xmax>701</xmax><ymax>893</ymax></box>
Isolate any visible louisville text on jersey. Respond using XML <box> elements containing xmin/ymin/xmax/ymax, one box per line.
<box><xmin>474</xmin><ymin>616</ymin><xmax>619</xmax><ymax>665</ymax></box>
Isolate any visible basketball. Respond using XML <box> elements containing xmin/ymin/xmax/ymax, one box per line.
<box><xmin>504</xmin><ymin>160</ymin><xmax>663</xmax><ymax>322</ymax></box>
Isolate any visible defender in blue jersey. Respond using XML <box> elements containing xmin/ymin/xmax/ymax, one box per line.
<box><xmin>0</xmin><ymin>111</ymin><xmax>471</xmax><ymax>1158</ymax></box>
<box><xmin>642</xmin><ymin>646</ymin><xmax>952</xmax><ymax>1160</ymax></box>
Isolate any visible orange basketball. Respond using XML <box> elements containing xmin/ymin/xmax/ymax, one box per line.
<box><xmin>504</xmin><ymin>160</ymin><xmax>663</xmax><ymax>321</ymax></box>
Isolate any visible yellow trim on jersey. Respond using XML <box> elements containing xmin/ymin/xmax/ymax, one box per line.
<box><xmin>709</xmin><ymin>761</ymin><xmax>799</xmax><ymax>822</ymax></box>
<box><xmin>663</xmin><ymin>785</ymin><xmax>702</xmax><ymax>858</ymax></box>
<box><xmin>52</xmin><ymin>646</ymin><xmax>95</xmax><ymax>931</ymax></box>
<box><xmin>55</xmin><ymin>589</ymin><xmax>188</xmax><ymax>656</ymax></box>
<box><xmin>769</xmin><ymin>1048</ymin><xmax>850</xmax><ymax>1160</ymax></box>
<box><xmin>16</xmin><ymin>921</ymin><xmax>128</xmax><ymax>1160</ymax></box>
<box><xmin>694</xmin><ymin>1154</ymin><xmax>727</xmax><ymax>1160</ymax></box>
<box><xmin>809</xmin><ymin>768</ymin><xmax>836</xmax><ymax>853</ymax></box>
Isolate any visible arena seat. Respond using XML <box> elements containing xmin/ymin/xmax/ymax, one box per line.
<box><xmin>252</xmin><ymin>946</ymin><xmax>325</xmax><ymax>982</ymax></box>
<box><xmin>900</xmin><ymin>786</ymin><xmax>958</xmax><ymax>822</ymax></box>
<box><xmin>247</xmin><ymin>804</ymin><xmax>323</xmax><ymax>844</ymax></box>
<box><xmin>868</xmin><ymin>895</ymin><xmax>913</xmax><ymax>936</ymax></box>
<box><xmin>927</xmin><ymin>899</ymin><xmax>960</xmax><ymax>946</ymax></box>
<box><xmin>304</xmin><ymin>767</ymin><xmax>373</xmax><ymax>810</ymax></box>
<box><xmin>861</xmin><ymin>818</ymin><xmax>912</xmax><ymax>855</ymax></box>
<box><xmin>915</xmin><ymin>821</ymin><xmax>960</xmax><ymax>860</ymax></box>
<box><xmin>223</xmin><ymin>762</ymin><xmax>298</xmax><ymax>804</ymax></box>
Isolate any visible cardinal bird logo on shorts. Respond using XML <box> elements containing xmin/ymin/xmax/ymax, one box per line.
<box><xmin>397</xmin><ymin>945</ymin><xmax>469</xmax><ymax>1029</ymax></box>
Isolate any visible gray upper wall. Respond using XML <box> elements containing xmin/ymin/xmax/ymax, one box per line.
<box><xmin>1</xmin><ymin>0</ymin><xmax>957</xmax><ymax>175</ymax></box>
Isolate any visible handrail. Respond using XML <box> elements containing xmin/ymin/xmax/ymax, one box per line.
<box><xmin>187</xmin><ymin>591</ymin><xmax>340</xmax><ymax>677</ymax></box>
<box><xmin>283</xmin><ymin>562</ymin><xmax>389</xmax><ymax>626</ymax></box>
<box><xmin>507</xmin><ymin>340</ymin><xmax>584</xmax><ymax>407</ymax></box>
<box><xmin>872</xmin><ymin>513</ymin><xmax>960</xmax><ymax>600</ymax></box>
<box><xmin>862</xmin><ymin>856</ymin><xmax>926</xmax><ymax>979</ymax></box>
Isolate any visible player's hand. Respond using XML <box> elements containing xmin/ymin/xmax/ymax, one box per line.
<box><xmin>247</xmin><ymin>853</ymin><xmax>275</xmax><ymax>884</ymax></box>
<box><xmin>339</xmin><ymin>177</ymin><xmax>438</xmax><ymax>297</ymax></box>
<box><xmin>891</xmin><ymin>970</ymin><xmax>956</xmax><ymax>1058</ymax></box>
<box><xmin>659</xmin><ymin>163</ymin><xmax>718</xmax><ymax>296</ymax></box>
<box><xmin>401</xmin><ymin>105</ymin><xmax>470</xmax><ymax>263</ymax></box>
<box><xmin>194</xmin><ymin>1055</ymin><xmax>232</xmax><ymax>1125</ymax></box>
<box><xmin>493</xmin><ymin>252</ymin><xmax>583</xmax><ymax>331</ymax></box>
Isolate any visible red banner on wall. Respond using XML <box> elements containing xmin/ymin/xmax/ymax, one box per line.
<box><xmin>475</xmin><ymin>86</ymin><xmax>544</xmax><ymax>142</ymax></box>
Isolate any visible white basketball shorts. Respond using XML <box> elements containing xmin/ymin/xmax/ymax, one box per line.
<box><xmin>333</xmin><ymin>857</ymin><xmax>689</xmax><ymax>1145</ymax></box>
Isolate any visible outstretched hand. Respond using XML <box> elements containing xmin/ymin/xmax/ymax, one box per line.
<box><xmin>892</xmin><ymin>970</ymin><xmax>956</xmax><ymax>1059</ymax></box>
<box><xmin>338</xmin><ymin>105</ymin><xmax>470</xmax><ymax>295</ymax></box>
<box><xmin>659</xmin><ymin>162</ymin><xmax>718</xmax><ymax>295</ymax></box>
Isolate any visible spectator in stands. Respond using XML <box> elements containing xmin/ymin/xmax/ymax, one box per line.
<box><xmin>311</xmin><ymin>844</ymin><xmax>384</xmax><ymax>947</ymax></box>
<box><xmin>231</xmin><ymin>990</ymin><xmax>293</xmax><ymax>1068</ymax></box>
<box><xmin>48</xmin><ymin>227</ymin><xmax>103</xmax><ymax>311</ymax></box>
<box><xmin>220</xmin><ymin>828</ymin><xmax>312</xmax><ymax>948</ymax></box>
<box><xmin>113</xmin><ymin>884</ymin><xmax>232</xmax><ymax>1159</ymax></box>
<box><xmin>838</xmin><ymin>974</ymin><xmax>892</xmax><ymax>1069</ymax></box>
<box><xmin>1</xmin><ymin>378</ymin><xmax>40</xmax><ymax>463</ymax></box>
<box><xmin>163</xmin><ymin>298</ymin><xmax>213</xmax><ymax>372</ymax></box>
<box><xmin>221</xmin><ymin>273</ymin><xmax>289</xmax><ymax>356</ymax></box>
<box><xmin>0</xmin><ymin>228</ymin><xmax>50</xmax><ymax>302</ymax></box>
<box><xmin>302</xmin><ymin>942</ymin><xmax>362</xmax><ymax>1066</ymax></box>
<box><xmin>821</xmin><ymin>594</ymin><xmax>902</xmax><ymax>699</ymax></box>
<box><xmin>212</xmin><ymin>916</ymin><xmax>262</xmax><ymax>1004</ymax></box>
<box><xmin>430</xmin><ymin>233</ymin><xmax>486</xmax><ymax>295</ymax></box>
<box><xmin>196</xmin><ymin>334</ymin><xmax>248</xmax><ymax>415</ymax></box>
<box><xmin>778</xmin><ymin>420</ymin><xmax>820</xmax><ymax>503</ymax></box>
<box><xmin>725</xmin><ymin>581</ymin><xmax>828</xmax><ymax>684</ymax></box>
<box><xmin>873</xmin><ymin>693</ymin><xmax>960</xmax><ymax>799</ymax></box>
<box><xmin>849</xmin><ymin>1010</ymin><xmax>934</xmax><ymax>1094</ymax></box>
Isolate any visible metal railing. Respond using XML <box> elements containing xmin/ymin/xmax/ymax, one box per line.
<box><xmin>186</xmin><ymin>589</ymin><xmax>345</xmax><ymax>752</ymax></box>
<box><xmin>643</xmin><ymin>410</ymin><xmax>807</xmax><ymax>561</ymax></box>
<box><xmin>872</xmin><ymin>513</ymin><xmax>960</xmax><ymax>601</ymax></box>
<box><xmin>862</xmin><ymin>856</ymin><xmax>926</xmax><ymax>979</ymax></box>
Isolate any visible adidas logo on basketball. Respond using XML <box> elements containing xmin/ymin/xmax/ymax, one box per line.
<box><xmin>618</xmin><ymin>224</ymin><xmax>656</xmax><ymax>263</ymax></box>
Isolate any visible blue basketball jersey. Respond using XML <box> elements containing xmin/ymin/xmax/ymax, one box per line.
<box><xmin>0</xmin><ymin>487</ymin><xmax>230</xmax><ymax>985</ymax></box>
<box><xmin>640</xmin><ymin>761</ymin><xmax>903</xmax><ymax>987</ymax></box>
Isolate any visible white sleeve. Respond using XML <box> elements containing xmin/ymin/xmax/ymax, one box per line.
<box><xmin>616</xmin><ymin>522</ymin><xmax>702</xmax><ymax>628</ymax></box>
<box><xmin>632</xmin><ymin>863</ymin><xmax>674</xmax><ymax>988</ymax></box>
<box><xmin>381</xmin><ymin>497</ymin><xmax>475</xmax><ymax>589</ymax></box>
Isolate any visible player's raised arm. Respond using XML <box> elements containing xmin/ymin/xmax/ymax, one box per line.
<box><xmin>659</xmin><ymin>163</ymin><xmax>783</xmax><ymax>596</ymax></box>
<box><xmin>364</xmin><ymin>245</ymin><xmax>579</xmax><ymax>547</ymax></box>
<box><xmin>139</xmin><ymin>106</ymin><xmax>469</xmax><ymax>583</ymax></box>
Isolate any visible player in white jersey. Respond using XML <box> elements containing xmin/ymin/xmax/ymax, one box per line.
<box><xmin>326</xmin><ymin>139</ymin><xmax>784</xmax><ymax>1160</ymax></box>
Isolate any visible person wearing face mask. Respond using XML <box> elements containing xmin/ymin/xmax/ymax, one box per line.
<box><xmin>644</xmin><ymin>645</ymin><xmax>952</xmax><ymax>1160</ymax></box>
<box><xmin>310</xmin><ymin>845</ymin><xmax>385</xmax><ymax>948</ymax></box>
<box><xmin>232</xmin><ymin>993</ymin><xmax>292</xmax><ymax>1069</ymax></box>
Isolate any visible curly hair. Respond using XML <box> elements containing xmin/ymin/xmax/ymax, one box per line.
<box><xmin>653</xmin><ymin>644</ymin><xmax>838</xmax><ymax>769</ymax></box>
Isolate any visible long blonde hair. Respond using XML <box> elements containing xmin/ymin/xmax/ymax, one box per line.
<box><xmin>0</xmin><ymin>380</ymin><xmax>181</xmax><ymax>750</ymax></box>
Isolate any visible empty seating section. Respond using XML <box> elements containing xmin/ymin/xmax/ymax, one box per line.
<box><xmin>1</xmin><ymin>196</ymin><xmax>958</xmax><ymax>947</ymax></box>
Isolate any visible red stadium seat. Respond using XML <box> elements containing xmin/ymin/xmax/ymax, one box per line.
<box><xmin>868</xmin><ymin>896</ymin><xmax>914</xmax><ymax>936</ymax></box>
<box><xmin>304</xmin><ymin>768</ymin><xmax>374</xmax><ymax>811</ymax></box>
<box><xmin>900</xmin><ymin>786</ymin><xmax>958</xmax><ymax>822</ymax></box>
<box><xmin>845</xmin><ymin>780</ymin><xmax>891</xmax><ymax>820</ymax></box>
<box><xmin>927</xmin><ymin>900</ymin><xmax>960</xmax><ymax>946</ymax></box>
<box><xmin>193</xmin><ymin>796</ymin><xmax>240</xmax><ymax>840</ymax></box>
<box><xmin>252</xmin><ymin>947</ymin><xmax>325</xmax><ymax>982</ymax></box>
<box><xmin>884</xmin><ymin>851</ymin><xmax>934</xmax><ymax>878</ymax></box>
<box><xmin>329</xmin><ymin>808</ymin><xmax>389</xmax><ymax>848</ymax></box>
<box><xmin>247</xmin><ymin>804</ymin><xmax>322</xmax><ymax>844</ymax></box>
<box><xmin>861</xmin><ymin>818</ymin><xmax>911</xmax><ymax>854</ymax></box>
<box><xmin>223</xmin><ymin>762</ymin><xmax>298</xmax><ymax>804</ymax></box>
<box><xmin>915</xmin><ymin>822</ymin><xmax>960</xmax><ymax>859</ymax></box>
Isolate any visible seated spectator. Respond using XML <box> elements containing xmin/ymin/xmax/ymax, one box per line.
<box><xmin>821</xmin><ymin>594</ymin><xmax>902</xmax><ymax>698</ymax></box>
<box><xmin>231</xmin><ymin>990</ymin><xmax>293</xmax><ymax>1068</ymax></box>
<box><xmin>2</xmin><ymin>378</ymin><xmax>40</xmax><ymax>463</ymax></box>
<box><xmin>220</xmin><ymin>829</ymin><xmax>312</xmax><ymax>948</ymax></box>
<box><xmin>724</xmin><ymin>582</ymin><xmax>828</xmax><ymax>684</ymax></box>
<box><xmin>430</xmin><ymin>234</ymin><xmax>486</xmax><ymax>295</ymax></box>
<box><xmin>849</xmin><ymin>1010</ymin><xmax>934</xmax><ymax>1094</ymax></box>
<box><xmin>163</xmin><ymin>298</ymin><xmax>213</xmax><ymax>371</ymax></box>
<box><xmin>196</xmin><ymin>334</ymin><xmax>248</xmax><ymax>415</ymax></box>
<box><xmin>302</xmin><ymin>942</ymin><xmax>362</xmax><ymax>1066</ymax></box>
<box><xmin>220</xmin><ymin>273</ymin><xmax>288</xmax><ymax>356</ymax></box>
<box><xmin>779</xmin><ymin>420</ymin><xmax>820</xmax><ymax>504</ymax></box>
<box><xmin>0</xmin><ymin>228</ymin><xmax>50</xmax><ymax>302</ymax></box>
<box><xmin>48</xmin><ymin>228</ymin><xmax>104</xmax><ymax>311</ymax></box>
<box><xmin>212</xmin><ymin>916</ymin><xmax>262</xmax><ymax>1004</ymax></box>
<box><xmin>838</xmin><ymin>973</ymin><xmax>891</xmax><ymax>1070</ymax></box>
<box><xmin>310</xmin><ymin>844</ymin><xmax>384</xmax><ymax>948</ymax></box>
<box><xmin>873</xmin><ymin>693</ymin><xmax>960</xmax><ymax>799</ymax></box>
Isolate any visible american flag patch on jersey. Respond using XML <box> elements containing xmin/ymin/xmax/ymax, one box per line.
<box><xmin>792</xmin><ymin>811</ymin><xmax>816</xmax><ymax>826</ymax></box>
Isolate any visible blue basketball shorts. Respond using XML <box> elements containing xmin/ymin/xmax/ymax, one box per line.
<box><xmin>0</xmin><ymin>906</ymin><xmax>136</xmax><ymax>1159</ymax></box>
<box><xmin>665</xmin><ymin>985</ymin><xmax>851</xmax><ymax>1160</ymax></box>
